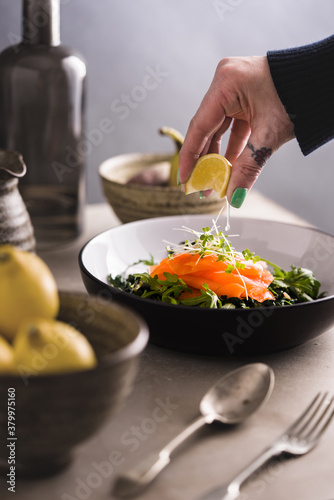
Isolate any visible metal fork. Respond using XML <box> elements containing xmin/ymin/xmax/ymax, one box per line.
<box><xmin>199</xmin><ymin>392</ymin><xmax>334</xmax><ymax>500</ymax></box>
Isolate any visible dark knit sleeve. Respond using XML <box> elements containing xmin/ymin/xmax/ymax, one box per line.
<box><xmin>267</xmin><ymin>35</ymin><xmax>334</xmax><ymax>156</ymax></box>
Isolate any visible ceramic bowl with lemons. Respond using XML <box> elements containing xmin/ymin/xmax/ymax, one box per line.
<box><xmin>99</xmin><ymin>127</ymin><xmax>230</xmax><ymax>223</ymax></box>
<box><xmin>0</xmin><ymin>245</ymin><xmax>148</xmax><ymax>476</ymax></box>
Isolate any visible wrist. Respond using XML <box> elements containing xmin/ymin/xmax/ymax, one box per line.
<box><xmin>267</xmin><ymin>35</ymin><xmax>334</xmax><ymax>155</ymax></box>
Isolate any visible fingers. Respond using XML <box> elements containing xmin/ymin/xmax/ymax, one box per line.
<box><xmin>178</xmin><ymin>55</ymin><xmax>296</xmax><ymax>208</ymax></box>
<box><xmin>196</xmin><ymin>118</ymin><xmax>233</xmax><ymax>198</ymax></box>
<box><xmin>225</xmin><ymin>119</ymin><xmax>251</xmax><ymax>163</ymax></box>
<box><xmin>207</xmin><ymin>117</ymin><xmax>233</xmax><ymax>155</ymax></box>
<box><xmin>226</xmin><ymin>133</ymin><xmax>273</xmax><ymax>208</ymax></box>
<box><xmin>178</xmin><ymin>92</ymin><xmax>229</xmax><ymax>185</ymax></box>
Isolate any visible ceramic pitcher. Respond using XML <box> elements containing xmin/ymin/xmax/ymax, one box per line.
<box><xmin>0</xmin><ymin>150</ymin><xmax>35</xmax><ymax>251</ymax></box>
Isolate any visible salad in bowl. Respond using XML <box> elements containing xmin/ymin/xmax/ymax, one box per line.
<box><xmin>79</xmin><ymin>214</ymin><xmax>334</xmax><ymax>356</ymax></box>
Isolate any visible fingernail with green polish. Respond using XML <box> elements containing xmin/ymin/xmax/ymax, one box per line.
<box><xmin>176</xmin><ymin>169</ymin><xmax>180</xmax><ymax>185</ymax></box>
<box><xmin>199</xmin><ymin>191</ymin><xmax>204</xmax><ymax>199</ymax></box>
<box><xmin>230</xmin><ymin>187</ymin><xmax>247</xmax><ymax>208</ymax></box>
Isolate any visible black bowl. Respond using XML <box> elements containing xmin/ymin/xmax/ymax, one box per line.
<box><xmin>79</xmin><ymin>215</ymin><xmax>334</xmax><ymax>356</ymax></box>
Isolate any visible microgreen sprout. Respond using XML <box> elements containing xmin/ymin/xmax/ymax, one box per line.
<box><xmin>163</xmin><ymin>220</ymin><xmax>250</xmax><ymax>298</ymax></box>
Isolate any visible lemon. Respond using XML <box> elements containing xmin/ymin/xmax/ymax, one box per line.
<box><xmin>13</xmin><ymin>318</ymin><xmax>97</xmax><ymax>375</ymax></box>
<box><xmin>159</xmin><ymin>126</ymin><xmax>184</xmax><ymax>187</ymax></box>
<box><xmin>0</xmin><ymin>335</ymin><xmax>15</xmax><ymax>374</ymax></box>
<box><xmin>185</xmin><ymin>154</ymin><xmax>232</xmax><ymax>198</ymax></box>
<box><xmin>0</xmin><ymin>245</ymin><xmax>59</xmax><ymax>341</ymax></box>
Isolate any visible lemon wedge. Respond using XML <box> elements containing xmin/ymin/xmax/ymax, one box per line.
<box><xmin>185</xmin><ymin>154</ymin><xmax>232</xmax><ymax>198</ymax></box>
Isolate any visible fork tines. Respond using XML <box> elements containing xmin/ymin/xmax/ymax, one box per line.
<box><xmin>285</xmin><ymin>392</ymin><xmax>334</xmax><ymax>443</ymax></box>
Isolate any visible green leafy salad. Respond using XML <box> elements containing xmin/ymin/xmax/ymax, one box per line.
<box><xmin>108</xmin><ymin>224</ymin><xmax>324</xmax><ymax>309</ymax></box>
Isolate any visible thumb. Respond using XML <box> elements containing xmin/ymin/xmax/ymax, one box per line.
<box><xmin>226</xmin><ymin>136</ymin><xmax>273</xmax><ymax>208</ymax></box>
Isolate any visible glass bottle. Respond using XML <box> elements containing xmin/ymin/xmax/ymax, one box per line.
<box><xmin>0</xmin><ymin>0</ymin><xmax>86</xmax><ymax>248</ymax></box>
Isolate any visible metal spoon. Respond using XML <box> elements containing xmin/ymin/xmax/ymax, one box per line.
<box><xmin>112</xmin><ymin>363</ymin><xmax>274</xmax><ymax>497</ymax></box>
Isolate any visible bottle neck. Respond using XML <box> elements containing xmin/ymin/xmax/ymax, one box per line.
<box><xmin>22</xmin><ymin>0</ymin><xmax>60</xmax><ymax>46</ymax></box>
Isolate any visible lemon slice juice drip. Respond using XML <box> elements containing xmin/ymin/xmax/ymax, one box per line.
<box><xmin>225</xmin><ymin>199</ymin><xmax>231</xmax><ymax>232</ymax></box>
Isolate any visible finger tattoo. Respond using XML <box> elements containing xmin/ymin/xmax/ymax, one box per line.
<box><xmin>247</xmin><ymin>142</ymin><xmax>272</xmax><ymax>167</ymax></box>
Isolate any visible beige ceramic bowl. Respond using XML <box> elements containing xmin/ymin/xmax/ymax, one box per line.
<box><xmin>0</xmin><ymin>291</ymin><xmax>148</xmax><ymax>477</ymax></box>
<box><xmin>99</xmin><ymin>152</ymin><xmax>226</xmax><ymax>223</ymax></box>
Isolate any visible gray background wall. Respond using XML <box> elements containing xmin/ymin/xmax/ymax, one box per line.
<box><xmin>1</xmin><ymin>0</ymin><xmax>333</xmax><ymax>233</ymax></box>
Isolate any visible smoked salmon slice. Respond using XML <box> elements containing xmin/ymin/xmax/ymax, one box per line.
<box><xmin>150</xmin><ymin>253</ymin><xmax>274</xmax><ymax>302</ymax></box>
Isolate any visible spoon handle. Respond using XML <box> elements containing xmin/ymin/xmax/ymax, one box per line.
<box><xmin>112</xmin><ymin>414</ymin><xmax>209</xmax><ymax>497</ymax></box>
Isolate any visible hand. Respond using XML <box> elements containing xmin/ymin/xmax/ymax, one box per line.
<box><xmin>178</xmin><ymin>56</ymin><xmax>295</xmax><ymax>207</ymax></box>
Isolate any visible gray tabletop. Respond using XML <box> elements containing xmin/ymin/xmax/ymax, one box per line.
<box><xmin>3</xmin><ymin>197</ymin><xmax>334</xmax><ymax>500</ymax></box>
